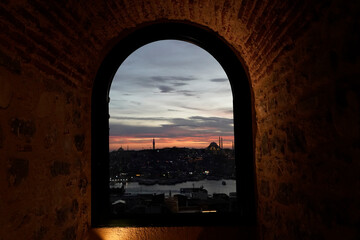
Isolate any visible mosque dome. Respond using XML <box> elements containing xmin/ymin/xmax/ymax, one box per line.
<box><xmin>207</xmin><ymin>142</ymin><xmax>220</xmax><ymax>151</ymax></box>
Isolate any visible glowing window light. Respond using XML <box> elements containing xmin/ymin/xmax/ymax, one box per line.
<box><xmin>202</xmin><ymin>210</ymin><xmax>217</xmax><ymax>213</ymax></box>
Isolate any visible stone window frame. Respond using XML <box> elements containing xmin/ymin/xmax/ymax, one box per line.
<box><xmin>91</xmin><ymin>22</ymin><xmax>256</xmax><ymax>227</ymax></box>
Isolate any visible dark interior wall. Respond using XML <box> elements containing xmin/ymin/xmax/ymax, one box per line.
<box><xmin>255</xmin><ymin>1</ymin><xmax>360</xmax><ymax>239</ymax></box>
<box><xmin>0</xmin><ymin>0</ymin><xmax>359</xmax><ymax>239</ymax></box>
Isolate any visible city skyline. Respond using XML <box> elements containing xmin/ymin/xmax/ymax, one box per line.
<box><xmin>109</xmin><ymin>40</ymin><xmax>234</xmax><ymax>150</ymax></box>
<box><xmin>110</xmin><ymin>136</ymin><xmax>234</xmax><ymax>151</ymax></box>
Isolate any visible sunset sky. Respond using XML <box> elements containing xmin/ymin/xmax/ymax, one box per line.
<box><xmin>109</xmin><ymin>40</ymin><xmax>234</xmax><ymax>151</ymax></box>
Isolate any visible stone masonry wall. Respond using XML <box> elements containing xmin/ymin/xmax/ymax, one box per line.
<box><xmin>254</xmin><ymin>1</ymin><xmax>360</xmax><ymax>238</ymax></box>
<box><xmin>0</xmin><ymin>0</ymin><xmax>359</xmax><ymax>239</ymax></box>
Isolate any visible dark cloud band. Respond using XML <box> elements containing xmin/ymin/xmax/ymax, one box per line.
<box><xmin>110</xmin><ymin>116</ymin><xmax>234</xmax><ymax>138</ymax></box>
<box><xmin>151</xmin><ymin>76</ymin><xmax>196</xmax><ymax>82</ymax></box>
<box><xmin>210</xmin><ymin>78</ymin><xmax>228</xmax><ymax>82</ymax></box>
<box><xmin>158</xmin><ymin>85</ymin><xmax>174</xmax><ymax>93</ymax></box>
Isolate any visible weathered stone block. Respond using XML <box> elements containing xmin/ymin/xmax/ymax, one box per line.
<box><xmin>16</xmin><ymin>144</ymin><xmax>32</xmax><ymax>152</ymax></box>
<box><xmin>0</xmin><ymin>125</ymin><xmax>3</xmax><ymax>148</ymax></box>
<box><xmin>62</xmin><ymin>226</ymin><xmax>76</xmax><ymax>240</ymax></box>
<box><xmin>7</xmin><ymin>158</ymin><xmax>29</xmax><ymax>186</ymax></box>
<box><xmin>10</xmin><ymin>118</ymin><xmax>36</xmax><ymax>140</ymax></box>
<box><xmin>271</xmin><ymin>136</ymin><xmax>285</xmax><ymax>154</ymax></box>
<box><xmin>71</xmin><ymin>199</ymin><xmax>79</xmax><ymax>219</ymax></box>
<box><xmin>50</xmin><ymin>161</ymin><xmax>70</xmax><ymax>176</ymax></box>
<box><xmin>0</xmin><ymin>79</ymin><xmax>13</xmax><ymax>109</ymax></box>
<box><xmin>286</xmin><ymin>124</ymin><xmax>306</xmax><ymax>153</ymax></box>
<box><xmin>263</xmin><ymin>202</ymin><xmax>273</xmax><ymax>222</ymax></box>
<box><xmin>56</xmin><ymin>206</ymin><xmax>69</xmax><ymax>226</ymax></box>
<box><xmin>43</xmin><ymin>134</ymin><xmax>56</xmax><ymax>149</ymax></box>
<box><xmin>74</xmin><ymin>134</ymin><xmax>85</xmax><ymax>152</ymax></box>
<box><xmin>261</xmin><ymin>133</ymin><xmax>270</xmax><ymax>155</ymax></box>
<box><xmin>275</xmin><ymin>183</ymin><xmax>294</xmax><ymax>206</ymax></box>
<box><xmin>72</xmin><ymin>109</ymin><xmax>82</xmax><ymax>128</ymax></box>
<box><xmin>43</xmin><ymin>126</ymin><xmax>58</xmax><ymax>149</ymax></box>
<box><xmin>260</xmin><ymin>180</ymin><xmax>270</xmax><ymax>197</ymax></box>
<box><xmin>0</xmin><ymin>49</ymin><xmax>21</xmax><ymax>74</ymax></box>
<box><xmin>36</xmin><ymin>92</ymin><xmax>57</xmax><ymax>117</ymax></box>
<box><xmin>32</xmin><ymin>226</ymin><xmax>48</xmax><ymax>240</ymax></box>
<box><xmin>78</xmin><ymin>177</ymin><xmax>88</xmax><ymax>195</ymax></box>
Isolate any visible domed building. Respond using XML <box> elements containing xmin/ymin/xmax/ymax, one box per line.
<box><xmin>206</xmin><ymin>142</ymin><xmax>220</xmax><ymax>151</ymax></box>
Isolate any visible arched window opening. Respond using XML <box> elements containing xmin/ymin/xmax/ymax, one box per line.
<box><xmin>109</xmin><ymin>40</ymin><xmax>236</xmax><ymax>217</ymax></box>
<box><xmin>92</xmin><ymin>23</ymin><xmax>255</xmax><ymax>227</ymax></box>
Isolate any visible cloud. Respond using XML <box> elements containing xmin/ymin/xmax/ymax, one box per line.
<box><xmin>109</xmin><ymin>115</ymin><xmax>234</xmax><ymax>139</ymax></box>
<box><xmin>210</xmin><ymin>78</ymin><xmax>228</xmax><ymax>82</ymax></box>
<box><xmin>108</xmin><ymin>40</ymin><xmax>233</xmax><ymax>148</ymax></box>
<box><xmin>222</xmin><ymin>108</ymin><xmax>234</xmax><ymax>115</ymax></box>
<box><xmin>151</xmin><ymin>76</ymin><xmax>196</xmax><ymax>82</ymax></box>
<box><xmin>110</xmin><ymin>116</ymin><xmax>167</xmax><ymax>121</ymax></box>
<box><xmin>177</xmin><ymin>90</ymin><xmax>195</xmax><ymax>97</ymax></box>
<box><xmin>173</xmin><ymin>82</ymin><xmax>188</xmax><ymax>87</ymax></box>
<box><xmin>169</xmin><ymin>116</ymin><xmax>233</xmax><ymax>131</ymax></box>
<box><xmin>110</xmin><ymin>122</ymin><xmax>192</xmax><ymax>138</ymax></box>
<box><xmin>157</xmin><ymin>85</ymin><xmax>195</xmax><ymax>95</ymax></box>
<box><xmin>180</xmin><ymin>105</ymin><xmax>203</xmax><ymax>111</ymax></box>
<box><xmin>130</xmin><ymin>101</ymin><xmax>141</xmax><ymax>105</ymax></box>
<box><xmin>158</xmin><ymin>85</ymin><xmax>174</xmax><ymax>93</ymax></box>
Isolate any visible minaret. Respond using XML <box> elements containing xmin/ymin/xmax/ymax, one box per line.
<box><xmin>219</xmin><ymin>136</ymin><xmax>221</xmax><ymax>149</ymax></box>
<box><xmin>153</xmin><ymin>138</ymin><xmax>155</xmax><ymax>150</ymax></box>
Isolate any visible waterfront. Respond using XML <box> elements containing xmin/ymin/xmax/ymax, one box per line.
<box><xmin>109</xmin><ymin>146</ymin><xmax>238</xmax><ymax>214</ymax></box>
<box><xmin>114</xmin><ymin>179</ymin><xmax>236</xmax><ymax>197</ymax></box>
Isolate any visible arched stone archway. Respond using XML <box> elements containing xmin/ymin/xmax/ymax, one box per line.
<box><xmin>92</xmin><ymin>21</ymin><xmax>256</xmax><ymax>227</ymax></box>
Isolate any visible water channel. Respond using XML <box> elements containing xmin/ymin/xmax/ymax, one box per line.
<box><xmin>115</xmin><ymin>179</ymin><xmax>236</xmax><ymax>197</ymax></box>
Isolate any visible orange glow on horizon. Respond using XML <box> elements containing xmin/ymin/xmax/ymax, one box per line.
<box><xmin>109</xmin><ymin>136</ymin><xmax>234</xmax><ymax>151</ymax></box>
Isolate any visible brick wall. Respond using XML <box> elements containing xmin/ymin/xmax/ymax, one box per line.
<box><xmin>0</xmin><ymin>0</ymin><xmax>359</xmax><ymax>239</ymax></box>
<box><xmin>254</xmin><ymin>1</ymin><xmax>360</xmax><ymax>238</ymax></box>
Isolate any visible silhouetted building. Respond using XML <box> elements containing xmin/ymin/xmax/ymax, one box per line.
<box><xmin>180</xmin><ymin>187</ymin><xmax>208</xmax><ymax>200</ymax></box>
<box><xmin>207</xmin><ymin>142</ymin><xmax>220</xmax><ymax>151</ymax></box>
